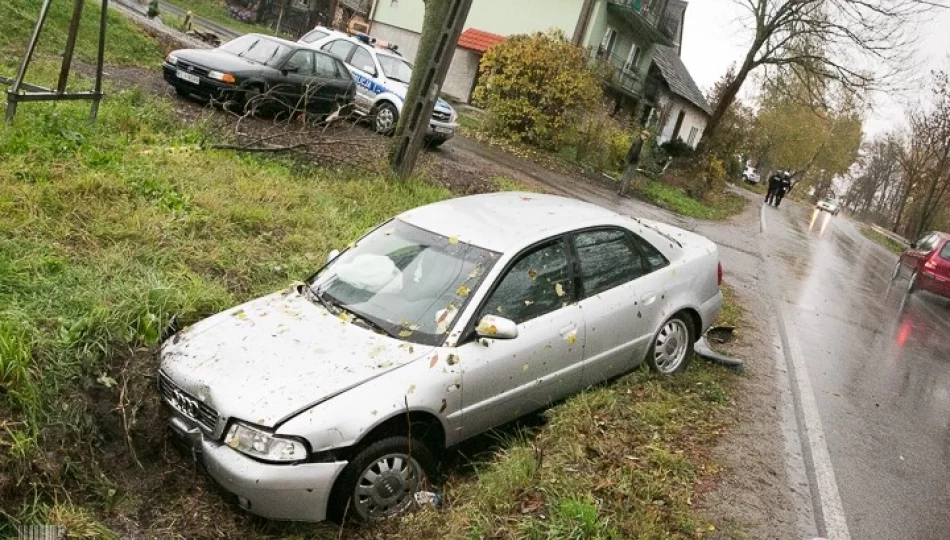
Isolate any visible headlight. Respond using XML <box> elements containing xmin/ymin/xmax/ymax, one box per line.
<box><xmin>450</xmin><ymin>109</ymin><xmax>458</xmax><ymax>123</ymax></box>
<box><xmin>207</xmin><ymin>70</ymin><xmax>236</xmax><ymax>84</ymax></box>
<box><xmin>225</xmin><ymin>422</ymin><xmax>308</xmax><ymax>463</ymax></box>
<box><xmin>166</xmin><ymin>54</ymin><xmax>179</xmax><ymax>66</ymax></box>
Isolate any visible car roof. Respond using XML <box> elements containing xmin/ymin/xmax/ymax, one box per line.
<box><xmin>398</xmin><ymin>192</ymin><xmax>623</xmax><ymax>252</ymax></box>
<box><xmin>246</xmin><ymin>33</ymin><xmax>306</xmax><ymax>49</ymax></box>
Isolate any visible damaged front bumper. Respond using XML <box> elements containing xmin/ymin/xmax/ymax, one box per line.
<box><xmin>168</xmin><ymin>414</ymin><xmax>347</xmax><ymax>522</ymax></box>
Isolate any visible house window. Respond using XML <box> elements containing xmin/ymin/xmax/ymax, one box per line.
<box><xmin>623</xmin><ymin>44</ymin><xmax>642</xmax><ymax>73</ymax></box>
<box><xmin>601</xmin><ymin>27</ymin><xmax>617</xmax><ymax>59</ymax></box>
<box><xmin>687</xmin><ymin>126</ymin><xmax>699</xmax><ymax>147</ymax></box>
<box><xmin>294</xmin><ymin>0</ymin><xmax>310</xmax><ymax>9</ymax></box>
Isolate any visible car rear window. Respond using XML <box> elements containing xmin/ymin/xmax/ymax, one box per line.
<box><xmin>940</xmin><ymin>241</ymin><xmax>950</xmax><ymax>261</ymax></box>
<box><xmin>300</xmin><ymin>29</ymin><xmax>329</xmax><ymax>43</ymax></box>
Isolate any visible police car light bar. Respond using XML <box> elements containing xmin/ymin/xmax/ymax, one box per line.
<box><xmin>354</xmin><ymin>32</ymin><xmax>401</xmax><ymax>54</ymax></box>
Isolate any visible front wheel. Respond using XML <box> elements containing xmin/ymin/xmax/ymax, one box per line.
<box><xmin>646</xmin><ymin>314</ymin><xmax>695</xmax><ymax>374</ymax></box>
<box><xmin>372</xmin><ymin>102</ymin><xmax>399</xmax><ymax>135</ymax></box>
<box><xmin>328</xmin><ymin>436</ymin><xmax>435</xmax><ymax>523</ymax></box>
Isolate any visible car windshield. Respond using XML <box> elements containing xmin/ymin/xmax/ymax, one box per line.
<box><xmin>310</xmin><ymin>219</ymin><xmax>498</xmax><ymax>346</ymax></box>
<box><xmin>219</xmin><ymin>35</ymin><xmax>291</xmax><ymax>67</ymax></box>
<box><xmin>377</xmin><ymin>54</ymin><xmax>413</xmax><ymax>84</ymax></box>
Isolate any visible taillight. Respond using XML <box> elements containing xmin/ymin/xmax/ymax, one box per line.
<box><xmin>924</xmin><ymin>256</ymin><xmax>937</xmax><ymax>271</ymax></box>
<box><xmin>717</xmin><ymin>262</ymin><xmax>723</xmax><ymax>286</ymax></box>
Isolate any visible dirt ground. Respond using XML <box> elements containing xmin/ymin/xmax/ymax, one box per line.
<box><xmin>71</xmin><ymin>20</ymin><xmax>804</xmax><ymax>535</ymax></box>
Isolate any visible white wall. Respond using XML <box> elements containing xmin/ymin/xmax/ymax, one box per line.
<box><xmin>657</xmin><ymin>93</ymin><xmax>707</xmax><ymax>149</ymax></box>
<box><xmin>371</xmin><ymin>21</ymin><xmax>482</xmax><ymax>103</ymax></box>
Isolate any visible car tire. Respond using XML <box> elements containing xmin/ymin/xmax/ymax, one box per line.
<box><xmin>372</xmin><ymin>102</ymin><xmax>399</xmax><ymax>135</ymax></box>
<box><xmin>327</xmin><ymin>435</ymin><xmax>435</xmax><ymax>523</ymax></box>
<box><xmin>646</xmin><ymin>313</ymin><xmax>695</xmax><ymax>375</ymax></box>
<box><xmin>907</xmin><ymin>270</ymin><xmax>919</xmax><ymax>294</ymax></box>
<box><xmin>242</xmin><ymin>84</ymin><xmax>269</xmax><ymax>117</ymax></box>
<box><xmin>891</xmin><ymin>261</ymin><xmax>903</xmax><ymax>281</ymax></box>
<box><xmin>424</xmin><ymin>137</ymin><xmax>446</xmax><ymax>148</ymax></box>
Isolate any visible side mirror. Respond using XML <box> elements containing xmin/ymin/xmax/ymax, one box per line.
<box><xmin>283</xmin><ymin>65</ymin><xmax>299</xmax><ymax>73</ymax></box>
<box><xmin>475</xmin><ymin>315</ymin><xmax>518</xmax><ymax>340</ymax></box>
<box><xmin>910</xmin><ymin>242</ymin><xmax>917</xmax><ymax>250</ymax></box>
<box><xmin>327</xmin><ymin>249</ymin><xmax>340</xmax><ymax>263</ymax></box>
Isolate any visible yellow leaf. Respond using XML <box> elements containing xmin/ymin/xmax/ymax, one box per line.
<box><xmin>338</xmin><ymin>312</ymin><xmax>353</xmax><ymax>323</ymax></box>
<box><xmin>457</xmin><ymin>285</ymin><xmax>471</xmax><ymax>297</ymax></box>
<box><xmin>449</xmin><ymin>236</ymin><xmax>459</xmax><ymax>244</ymax></box>
<box><xmin>407</xmin><ymin>384</ymin><xmax>416</xmax><ymax>394</ymax></box>
<box><xmin>398</xmin><ymin>330</ymin><xmax>413</xmax><ymax>338</ymax></box>
<box><xmin>555</xmin><ymin>283</ymin><xmax>565</xmax><ymax>297</ymax></box>
<box><xmin>567</xmin><ymin>332</ymin><xmax>577</xmax><ymax>344</ymax></box>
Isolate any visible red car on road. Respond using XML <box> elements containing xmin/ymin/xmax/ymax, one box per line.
<box><xmin>892</xmin><ymin>231</ymin><xmax>950</xmax><ymax>298</ymax></box>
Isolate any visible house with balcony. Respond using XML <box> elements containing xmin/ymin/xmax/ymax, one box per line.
<box><xmin>367</xmin><ymin>0</ymin><xmax>684</xmax><ymax>105</ymax></box>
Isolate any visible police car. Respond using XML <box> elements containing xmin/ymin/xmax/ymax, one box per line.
<box><xmin>300</xmin><ymin>28</ymin><xmax>459</xmax><ymax>146</ymax></box>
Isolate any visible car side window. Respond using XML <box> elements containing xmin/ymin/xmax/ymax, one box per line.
<box><xmin>480</xmin><ymin>240</ymin><xmax>573</xmax><ymax>325</ymax></box>
<box><xmin>628</xmin><ymin>233</ymin><xmax>668</xmax><ymax>271</ymax></box>
<box><xmin>322</xmin><ymin>40</ymin><xmax>356</xmax><ymax>62</ymax></box>
<box><xmin>350</xmin><ymin>47</ymin><xmax>377</xmax><ymax>76</ymax></box>
<box><xmin>940</xmin><ymin>241</ymin><xmax>950</xmax><ymax>261</ymax></box>
<box><xmin>284</xmin><ymin>50</ymin><xmax>314</xmax><ymax>75</ymax></box>
<box><xmin>574</xmin><ymin>228</ymin><xmax>646</xmax><ymax>298</ymax></box>
<box><xmin>312</xmin><ymin>52</ymin><xmax>341</xmax><ymax>78</ymax></box>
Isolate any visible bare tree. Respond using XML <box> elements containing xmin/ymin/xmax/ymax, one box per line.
<box><xmin>702</xmin><ymin>0</ymin><xmax>945</xmax><ymax>144</ymax></box>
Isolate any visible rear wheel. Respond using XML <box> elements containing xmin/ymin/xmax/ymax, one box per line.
<box><xmin>372</xmin><ymin>102</ymin><xmax>399</xmax><ymax>135</ymax></box>
<box><xmin>328</xmin><ymin>436</ymin><xmax>435</xmax><ymax>523</ymax></box>
<box><xmin>646</xmin><ymin>313</ymin><xmax>695</xmax><ymax>374</ymax></box>
<box><xmin>907</xmin><ymin>270</ymin><xmax>919</xmax><ymax>294</ymax></box>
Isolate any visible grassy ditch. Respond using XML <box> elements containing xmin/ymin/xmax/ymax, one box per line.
<box><xmin>0</xmin><ymin>78</ymin><xmax>447</xmax><ymax>537</ymax></box>
<box><xmin>1</xmin><ymin>0</ymin><xmax>161</xmax><ymax>66</ymax></box>
<box><xmin>634</xmin><ymin>181</ymin><xmax>747</xmax><ymax>221</ymax></box>
<box><xmin>860</xmin><ymin>226</ymin><xmax>907</xmax><ymax>254</ymax></box>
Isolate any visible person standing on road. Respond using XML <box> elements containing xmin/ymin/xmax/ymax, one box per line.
<box><xmin>618</xmin><ymin>130</ymin><xmax>650</xmax><ymax>198</ymax></box>
<box><xmin>774</xmin><ymin>172</ymin><xmax>792</xmax><ymax>207</ymax></box>
<box><xmin>765</xmin><ymin>170</ymin><xmax>782</xmax><ymax>205</ymax></box>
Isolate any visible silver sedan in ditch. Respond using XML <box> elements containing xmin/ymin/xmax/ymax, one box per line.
<box><xmin>158</xmin><ymin>192</ymin><xmax>723</xmax><ymax>522</ymax></box>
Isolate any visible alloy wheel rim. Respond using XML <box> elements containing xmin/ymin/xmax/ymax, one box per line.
<box><xmin>654</xmin><ymin>319</ymin><xmax>689</xmax><ymax>373</ymax></box>
<box><xmin>354</xmin><ymin>453</ymin><xmax>423</xmax><ymax>520</ymax></box>
<box><xmin>376</xmin><ymin>108</ymin><xmax>395</xmax><ymax>132</ymax></box>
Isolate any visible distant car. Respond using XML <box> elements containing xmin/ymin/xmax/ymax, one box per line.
<box><xmin>816</xmin><ymin>197</ymin><xmax>841</xmax><ymax>216</ymax></box>
<box><xmin>159</xmin><ymin>193</ymin><xmax>723</xmax><ymax>523</ymax></box>
<box><xmin>892</xmin><ymin>231</ymin><xmax>950</xmax><ymax>298</ymax></box>
<box><xmin>163</xmin><ymin>34</ymin><xmax>356</xmax><ymax>117</ymax></box>
<box><xmin>300</xmin><ymin>29</ymin><xmax>459</xmax><ymax>145</ymax></box>
<box><xmin>742</xmin><ymin>166</ymin><xmax>760</xmax><ymax>185</ymax></box>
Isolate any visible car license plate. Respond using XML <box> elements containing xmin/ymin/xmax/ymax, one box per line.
<box><xmin>434</xmin><ymin>126</ymin><xmax>453</xmax><ymax>134</ymax></box>
<box><xmin>176</xmin><ymin>70</ymin><xmax>200</xmax><ymax>85</ymax></box>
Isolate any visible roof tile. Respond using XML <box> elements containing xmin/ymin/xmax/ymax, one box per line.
<box><xmin>458</xmin><ymin>28</ymin><xmax>506</xmax><ymax>54</ymax></box>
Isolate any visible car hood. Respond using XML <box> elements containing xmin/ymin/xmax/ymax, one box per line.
<box><xmin>387</xmin><ymin>81</ymin><xmax>454</xmax><ymax>113</ymax></box>
<box><xmin>174</xmin><ymin>48</ymin><xmax>264</xmax><ymax>73</ymax></box>
<box><xmin>159</xmin><ymin>288</ymin><xmax>433</xmax><ymax>427</ymax></box>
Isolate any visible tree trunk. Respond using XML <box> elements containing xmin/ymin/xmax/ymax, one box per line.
<box><xmin>389</xmin><ymin>0</ymin><xmax>473</xmax><ymax>178</ymax></box>
<box><xmin>699</xmin><ymin>42</ymin><xmax>760</xmax><ymax>148</ymax></box>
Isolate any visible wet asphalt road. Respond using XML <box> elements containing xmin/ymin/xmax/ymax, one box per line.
<box><xmin>762</xmin><ymin>201</ymin><xmax>950</xmax><ymax>539</ymax></box>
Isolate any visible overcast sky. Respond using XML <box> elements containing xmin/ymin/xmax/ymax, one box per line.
<box><xmin>680</xmin><ymin>0</ymin><xmax>950</xmax><ymax>137</ymax></box>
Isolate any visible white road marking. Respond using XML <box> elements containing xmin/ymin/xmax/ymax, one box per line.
<box><xmin>760</xmin><ymin>208</ymin><xmax>852</xmax><ymax>540</ymax></box>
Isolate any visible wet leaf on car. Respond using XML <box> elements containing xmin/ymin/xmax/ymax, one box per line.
<box><xmin>555</xmin><ymin>283</ymin><xmax>565</xmax><ymax>297</ymax></box>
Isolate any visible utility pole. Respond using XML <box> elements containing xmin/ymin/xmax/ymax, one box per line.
<box><xmin>389</xmin><ymin>0</ymin><xmax>473</xmax><ymax>179</ymax></box>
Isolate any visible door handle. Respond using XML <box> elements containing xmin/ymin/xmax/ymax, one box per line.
<box><xmin>640</xmin><ymin>292</ymin><xmax>657</xmax><ymax>305</ymax></box>
<box><xmin>558</xmin><ymin>324</ymin><xmax>577</xmax><ymax>338</ymax></box>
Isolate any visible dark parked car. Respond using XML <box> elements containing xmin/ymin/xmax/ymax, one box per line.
<box><xmin>892</xmin><ymin>231</ymin><xmax>950</xmax><ymax>298</ymax></box>
<box><xmin>163</xmin><ymin>34</ymin><xmax>356</xmax><ymax>116</ymax></box>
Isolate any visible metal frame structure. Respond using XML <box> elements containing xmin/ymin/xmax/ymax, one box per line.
<box><xmin>1</xmin><ymin>0</ymin><xmax>109</xmax><ymax>123</ymax></box>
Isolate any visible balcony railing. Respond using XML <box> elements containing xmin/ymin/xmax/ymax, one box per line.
<box><xmin>589</xmin><ymin>48</ymin><xmax>644</xmax><ymax>98</ymax></box>
<box><xmin>608</xmin><ymin>0</ymin><xmax>670</xmax><ymax>30</ymax></box>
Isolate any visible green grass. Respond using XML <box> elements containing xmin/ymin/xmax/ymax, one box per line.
<box><xmin>0</xmin><ymin>74</ymin><xmax>448</xmax><ymax>536</ymax></box>
<box><xmin>861</xmin><ymin>226</ymin><xmax>907</xmax><ymax>254</ymax></box>
<box><xmin>0</xmin><ymin>0</ymin><xmax>161</xmax><ymax>68</ymax></box>
<box><xmin>376</xmin><ymin>363</ymin><xmax>735</xmax><ymax>540</ymax></box>
<box><xmin>492</xmin><ymin>176</ymin><xmax>533</xmax><ymax>192</ymax></box>
<box><xmin>737</xmin><ymin>180</ymin><xmax>767</xmax><ymax>196</ymax></box>
<box><xmin>635</xmin><ymin>181</ymin><xmax>747</xmax><ymax>221</ymax></box>
<box><xmin>162</xmin><ymin>0</ymin><xmax>289</xmax><ymax>37</ymax></box>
